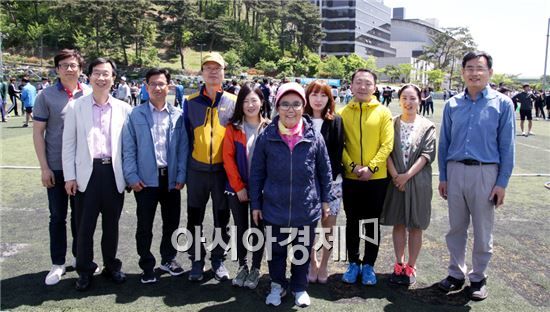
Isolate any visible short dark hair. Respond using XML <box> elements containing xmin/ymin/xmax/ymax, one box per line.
<box><xmin>87</xmin><ymin>58</ymin><xmax>117</xmax><ymax>77</ymax></box>
<box><xmin>21</xmin><ymin>76</ymin><xmax>30</xmax><ymax>83</ymax></box>
<box><xmin>462</xmin><ymin>51</ymin><xmax>493</xmax><ymax>69</ymax></box>
<box><xmin>145</xmin><ymin>68</ymin><xmax>171</xmax><ymax>84</ymax></box>
<box><xmin>54</xmin><ymin>49</ymin><xmax>85</xmax><ymax>70</ymax></box>
<box><xmin>351</xmin><ymin>69</ymin><xmax>377</xmax><ymax>84</ymax></box>
<box><xmin>229</xmin><ymin>84</ymin><xmax>264</xmax><ymax>125</ymax></box>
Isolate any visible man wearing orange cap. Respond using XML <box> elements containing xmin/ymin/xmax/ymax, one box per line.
<box><xmin>182</xmin><ymin>52</ymin><xmax>236</xmax><ymax>282</ymax></box>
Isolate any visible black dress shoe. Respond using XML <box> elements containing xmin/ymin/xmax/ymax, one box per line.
<box><xmin>438</xmin><ymin>275</ymin><xmax>465</xmax><ymax>292</ymax></box>
<box><xmin>101</xmin><ymin>268</ymin><xmax>127</xmax><ymax>284</ymax></box>
<box><xmin>75</xmin><ymin>274</ymin><xmax>92</xmax><ymax>291</ymax></box>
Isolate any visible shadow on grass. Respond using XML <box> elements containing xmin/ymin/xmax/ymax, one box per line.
<box><xmin>1</xmin><ymin>271</ymin><xmax>472</xmax><ymax>311</ymax></box>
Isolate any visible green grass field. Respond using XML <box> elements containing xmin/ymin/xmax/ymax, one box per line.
<box><xmin>1</xmin><ymin>100</ymin><xmax>549</xmax><ymax>311</ymax></box>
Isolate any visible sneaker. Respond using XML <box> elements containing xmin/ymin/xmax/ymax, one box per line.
<box><xmin>528</xmin><ymin>131</ymin><xmax>534</xmax><ymax>136</ymax></box>
<box><xmin>188</xmin><ymin>261</ymin><xmax>204</xmax><ymax>281</ymax></box>
<box><xmin>212</xmin><ymin>260</ymin><xmax>229</xmax><ymax>281</ymax></box>
<box><xmin>265</xmin><ymin>282</ymin><xmax>287</xmax><ymax>306</ymax></box>
<box><xmin>232</xmin><ymin>265</ymin><xmax>249</xmax><ymax>287</ymax></box>
<box><xmin>22</xmin><ymin>123</ymin><xmax>28</xmax><ymax>127</ymax></box>
<box><xmin>244</xmin><ymin>267</ymin><xmax>261</xmax><ymax>289</ymax></box>
<box><xmin>522</xmin><ymin>132</ymin><xmax>526</xmax><ymax>136</ymax></box>
<box><xmin>402</xmin><ymin>264</ymin><xmax>416</xmax><ymax>286</ymax></box>
<box><xmin>342</xmin><ymin>263</ymin><xmax>361</xmax><ymax>284</ymax></box>
<box><xmin>388</xmin><ymin>263</ymin><xmax>405</xmax><ymax>285</ymax></box>
<box><xmin>293</xmin><ymin>291</ymin><xmax>311</xmax><ymax>307</ymax></box>
<box><xmin>361</xmin><ymin>264</ymin><xmax>377</xmax><ymax>285</ymax></box>
<box><xmin>140</xmin><ymin>271</ymin><xmax>157</xmax><ymax>284</ymax></box>
<box><xmin>159</xmin><ymin>259</ymin><xmax>184</xmax><ymax>276</ymax></box>
<box><xmin>45</xmin><ymin>264</ymin><xmax>66</xmax><ymax>285</ymax></box>
<box><xmin>469</xmin><ymin>278</ymin><xmax>488</xmax><ymax>301</ymax></box>
<box><xmin>438</xmin><ymin>275</ymin><xmax>465</xmax><ymax>292</ymax></box>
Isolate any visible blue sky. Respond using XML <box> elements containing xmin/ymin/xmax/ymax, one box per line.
<box><xmin>384</xmin><ymin>0</ymin><xmax>550</xmax><ymax>78</ymax></box>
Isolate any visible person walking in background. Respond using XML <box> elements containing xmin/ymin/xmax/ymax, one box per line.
<box><xmin>304</xmin><ymin>80</ymin><xmax>344</xmax><ymax>285</ymax></box>
<box><xmin>21</xmin><ymin>77</ymin><xmax>37</xmax><ymax>127</ymax></box>
<box><xmin>7</xmin><ymin>77</ymin><xmax>21</xmax><ymax>116</ymax></box>
<box><xmin>140</xmin><ymin>78</ymin><xmax>149</xmax><ymax>104</ymax></box>
<box><xmin>512</xmin><ymin>84</ymin><xmax>536</xmax><ymax>136</ymax></box>
<box><xmin>438</xmin><ymin>51</ymin><xmax>515</xmax><ymax>301</ymax></box>
<box><xmin>223</xmin><ymin>85</ymin><xmax>269</xmax><ymax>290</ymax></box>
<box><xmin>0</xmin><ymin>78</ymin><xmax>7</xmax><ymax>122</ymax></box>
<box><xmin>116</xmin><ymin>76</ymin><xmax>131</xmax><ymax>104</ymax></box>
<box><xmin>380</xmin><ymin>84</ymin><xmax>436</xmax><ymax>286</ymax></box>
<box><xmin>249</xmin><ymin>82</ymin><xmax>332</xmax><ymax>307</ymax></box>
<box><xmin>174</xmin><ymin>79</ymin><xmax>184</xmax><ymax>107</ymax></box>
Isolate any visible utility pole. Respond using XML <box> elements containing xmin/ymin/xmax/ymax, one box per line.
<box><xmin>198</xmin><ymin>43</ymin><xmax>206</xmax><ymax>64</ymax></box>
<box><xmin>543</xmin><ymin>18</ymin><xmax>549</xmax><ymax>91</ymax></box>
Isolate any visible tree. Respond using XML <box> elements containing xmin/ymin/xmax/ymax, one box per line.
<box><xmin>318</xmin><ymin>55</ymin><xmax>345</xmax><ymax>79</ymax></box>
<box><xmin>343</xmin><ymin>53</ymin><xmax>376</xmax><ymax>81</ymax></box>
<box><xmin>381</xmin><ymin>65</ymin><xmax>401</xmax><ymax>83</ymax></box>
<box><xmin>398</xmin><ymin>63</ymin><xmax>413</xmax><ymax>83</ymax></box>
<box><xmin>223</xmin><ymin>49</ymin><xmax>243</xmax><ymax>76</ymax></box>
<box><xmin>426</xmin><ymin>69</ymin><xmax>445</xmax><ymax>89</ymax></box>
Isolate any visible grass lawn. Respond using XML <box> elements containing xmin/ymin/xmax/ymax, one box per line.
<box><xmin>1</xmin><ymin>100</ymin><xmax>549</xmax><ymax>311</ymax></box>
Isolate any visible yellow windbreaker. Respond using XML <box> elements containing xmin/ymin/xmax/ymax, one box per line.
<box><xmin>337</xmin><ymin>96</ymin><xmax>394</xmax><ymax>180</ymax></box>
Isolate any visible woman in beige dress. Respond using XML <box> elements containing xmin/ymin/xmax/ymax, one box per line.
<box><xmin>380</xmin><ymin>84</ymin><xmax>436</xmax><ymax>286</ymax></box>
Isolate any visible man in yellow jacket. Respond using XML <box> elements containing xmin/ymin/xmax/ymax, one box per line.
<box><xmin>338</xmin><ymin>69</ymin><xmax>394</xmax><ymax>286</ymax></box>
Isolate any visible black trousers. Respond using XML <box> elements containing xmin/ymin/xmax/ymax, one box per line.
<box><xmin>342</xmin><ymin>178</ymin><xmax>388</xmax><ymax>266</ymax></box>
<box><xmin>186</xmin><ymin>168</ymin><xmax>230</xmax><ymax>262</ymax></box>
<box><xmin>48</xmin><ymin>170</ymin><xmax>77</xmax><ymax>265</ymax></box>
<box><xmin>75</xmin><ymin>162</ymin><xmax>124</xmax><ymax>276</ymax></box>
<box><xmin>228</xmin><ymin>194</ymin><xmax>264</xmax><ymax>269</ymax></box>
<box><xmin>135</xmin><ymin>174</ymin><xmax>181</xmax><ymax>272</ymax></box>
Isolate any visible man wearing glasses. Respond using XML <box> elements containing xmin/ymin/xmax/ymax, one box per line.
<box><xmin>438</xmin><ymin>51</ymin><xmax>515</xmax><ymax>300</ymax></box>
<box><xmin>337</xmin><ymin>69</ymin><xmax>394</xmax><ymax>286</ymax></box>
<box><xmin>182</xmin><ymin>52</ymin><xmax>236</xmax><ymax>282</ymax></box>
<box><xmin>122</xmin><ymin>68</ymin><xmax>189</xmax><ymax>284</ymax></box>
<box><xmin>33</xmin><ymin>49</ymin><xmax>92</xmax><ymax>286</ymax></box>
<box><xmin>62</xmin><ymin>58</ymin><xmax>132</xmax><ymax>291</ymax></box>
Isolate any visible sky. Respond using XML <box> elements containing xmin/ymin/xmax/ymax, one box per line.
<box><xmin>383</xmin><ymin>0</ymin><xmax>550</xmax><ymax>78</ymax></box>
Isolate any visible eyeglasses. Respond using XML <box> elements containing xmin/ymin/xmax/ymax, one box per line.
<box><xmin>58</xmin><ymin>63</ymin><xmax>80</xmax><ymax>70</ymax></box>
<box><xmin>148</xmin><ymin>83</ymin><xmax>167</xmax><ymax>89</ymax></box>
<box><xmin>91</xmin><ymin>71</ymin><xmax>112</xmax><ymax>78</ymax></box>
<box><xmin>464</xmin><ymin>66</ymin><xmax>489</xmax><ymax>73</ymax></box>
<box><xmin>279</xmin><ymin>102</ymin><xmax>303</xmax><ymax>111</ymax></box>
<box><xmin>203</xmin><ymin>66</ymin><xmax>222</xmax><ymax>72</ymax></box>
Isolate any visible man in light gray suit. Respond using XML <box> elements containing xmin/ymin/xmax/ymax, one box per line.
<box><xmin>62</xmin><ymin>58</ymin><xmax>132</xmax><ymax>291</ymax></box>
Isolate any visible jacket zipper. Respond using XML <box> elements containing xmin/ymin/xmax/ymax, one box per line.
<box><xmin>288</xmin><ymin>148</ymin><xmax>293</xmax><ymax>227</ymax></box>
<box><xmin>209</xmin><ymin>105</ymin><xmax>214</xmax><ymax>167</ymax></box>
<box><xmin>359</xmin><ymin>102</ymin><xmax>363</xmax><ymax>166</ymax></box>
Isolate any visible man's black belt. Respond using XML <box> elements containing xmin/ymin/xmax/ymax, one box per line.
<box><xmin>158</xmin><ymin>167</ymin><xmax>168</xmax><ymax>177</ymax></box>
<box><xmin>457</xmin><ymin>159</ymin><xmax>497</xmax><ymax>166</ymax></box>
<box><xmin>93</xmin><ymin>157</ymin><xmax>112</xmax><ymax>165</ymax></box>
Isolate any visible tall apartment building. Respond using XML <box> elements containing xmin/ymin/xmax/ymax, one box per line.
<box><xmin>314</xmin><ymin>0</ymin><xmax>396</xmax><ymax>59</ymax></box>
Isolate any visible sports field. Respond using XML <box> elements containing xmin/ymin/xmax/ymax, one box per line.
<box><xmin>1</xmin><ymin>99</ymin><xmax>549</xmax><ymax>311</ymax></box>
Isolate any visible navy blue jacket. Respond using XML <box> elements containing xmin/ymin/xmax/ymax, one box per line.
<box><xmin>249</xmin><ymin>115</ymin><xmax>333</xmax><ymax>227</ymax></box>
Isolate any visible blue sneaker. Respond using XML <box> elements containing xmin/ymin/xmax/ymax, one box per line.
<box><xmin>188</xmin><ymin>261</ymin><xmax>204</xmax><ymax>281</ymax></box>
<box><xmin>342</xmin><ymin>263</ymin><xmax>361</xmax><ymax>284</ymax></box>
<box><xmin>361</xmin><ymin>264</ymin><xmax>377</xmax><ymax>285</ymax></box>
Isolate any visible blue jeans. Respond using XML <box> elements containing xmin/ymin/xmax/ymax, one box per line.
<box><xmin>48</xmin><ymin>170</ymin><xmax>77</xmax><ymax>265</ymax></box>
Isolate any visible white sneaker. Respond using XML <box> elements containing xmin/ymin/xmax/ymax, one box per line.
<box><xmin>293</xmin><ymin>291</ymin><xmax>311</xmax><ymax>307</ymax></box>
<box><xmin>522</xmin><ymin>132</ymin><xmax>526</xmax><ymax>136</ymax></box>
<box><xmin>45</xmin><ymin>264</ymin><xmax>66</xmax><ymax>285</ymax></box>
<box><xmin>528</xmin><ymin>131</ymin><xmax>535</xmax><ymax>136</ymax></box>
<box><xmin>265</xmin><ymin>282</ymin><xmax>286</xmax><ymax>306</ymax></box>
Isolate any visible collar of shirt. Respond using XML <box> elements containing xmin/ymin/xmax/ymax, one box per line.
<box><xmin>202</xmin><ymin>85</ymin><xmax>223</xmax><ymax>102</ymax></box>
<box><xmin>464</xmin><ymin>85</ymin><xmax>496</xmax><ymax>101</ymax></box>
<box><xmin>149</xmin><ymin>102</ymin><xmax>168</xmax><ymax>113</ymax></box>
<box><xmin>92</xmin><ymin>95</ymin><xmax>112</xmax><ymax>108</ymax></box>
<box><xmin>56</xmin><ymin>80</ymin><xmax>83</xmax><ymax>99</ymax></box>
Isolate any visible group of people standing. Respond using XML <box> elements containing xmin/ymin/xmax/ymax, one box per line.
<box><xmin>32</xmin><ymin>48</ymin><xmax>514</xmax><ymax>307</ymax></box>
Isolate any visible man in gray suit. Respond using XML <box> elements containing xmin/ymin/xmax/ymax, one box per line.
<box><xmin>62</xmin><ymin>58</ymin><xmax>132</xmax><ymax>291</ymax></box>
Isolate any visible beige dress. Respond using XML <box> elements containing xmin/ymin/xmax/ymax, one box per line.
<box><xmin>380</xmin><ymin>115</ymin><xmax>436</xmax><ymax>230</ymax></box>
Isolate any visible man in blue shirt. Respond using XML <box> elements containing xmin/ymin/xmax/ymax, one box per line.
<box><xmin>122</xmin><ymin>68</ymin><xmax>189</xmax><ymax>284</ymax></box>
<box><xmin>140</xmin><ymin>78</ymin><xmax>149</xmax><ymax>104</ymax></box>
<box><xmin>437</xmin><ymin>51</ymin><xmax>515</xmax><ymax>301</ymax></box>
<box><xmin>21</xmin><ymin>77</ymin><xmax>37</xmax><ymax>127</ymax></box>
<box><xmin>174</xmin><ymin>79</ymin><xmax>184</xmax><ymax>107</ymax></box>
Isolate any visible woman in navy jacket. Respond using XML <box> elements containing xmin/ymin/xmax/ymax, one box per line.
<box><xmin>249</xmin><ymin>82</ymin><xmax>332</xmax><ymax>307</ymax></box>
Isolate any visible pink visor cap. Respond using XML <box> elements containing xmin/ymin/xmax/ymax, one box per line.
<box><xmin>275</xmin><ymin>82</ymin><xmax>306</xmax><ymax>107</ymax></box>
